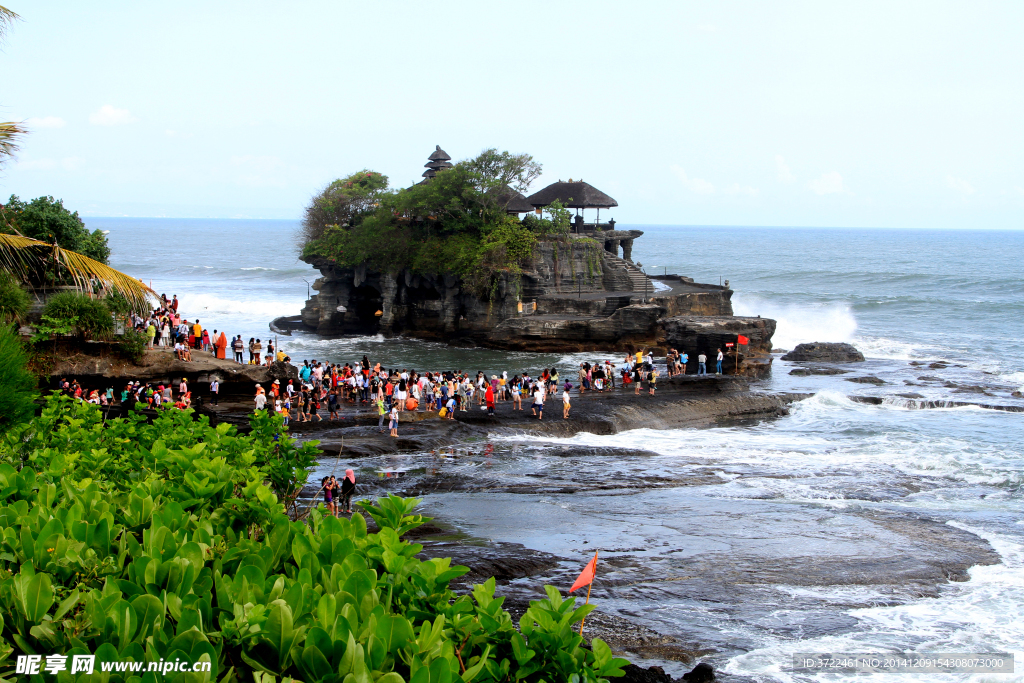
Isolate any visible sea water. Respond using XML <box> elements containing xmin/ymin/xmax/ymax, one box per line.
<box><xmin>94</xmin><ymin>218</ymin><xmax>1024</xmax><ymax>681</ymax></box>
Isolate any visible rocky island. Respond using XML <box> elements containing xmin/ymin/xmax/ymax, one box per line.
<box><xmin>280</xmin><ymin>146</ymin><xmax>776</xmax><ymax>376</ymax></box>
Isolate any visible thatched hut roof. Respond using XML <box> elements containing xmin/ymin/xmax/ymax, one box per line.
<box><xmin>492</xmin><ymin>186</ymin><xmax>534</xmax><ymax>213</ymax></box>
<box><xmin>526</xmin><ymin>180</ymin><xmax>618</xmax><ymax>209</ymax></box>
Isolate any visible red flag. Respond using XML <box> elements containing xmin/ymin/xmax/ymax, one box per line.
<box><xmin>570</xmin><ymin>551</ymin><xmax>598</xmax><ymax>593</ymax></box>
<box><xmin>737</xmin><ymin>334</ymin><xmax>749</xmax><ymax>345</ymax></box>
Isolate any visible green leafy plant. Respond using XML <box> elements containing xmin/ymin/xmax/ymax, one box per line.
<box><xmin>0</xmin><ymin>273</ymin><xmax>29</xmax><ymax>325</ymax></box>
<box><xmin>0</xmin><ymin>396</ymin><xmax>628</xmax><ymax>682</ymax></box>
<box><xmin>0</xmin><ymin>325</ymin><xmax>37</xmax><ymax>429</ymax></box>
<box><xmin>41</xmin><ymin>290</ymin><xmax>113</xmax><ymax>339</ymax></box>
<box><xmin>118</xmin><ymin>327</ymin><xmax>147</xmax><ymax>362</ymax></box>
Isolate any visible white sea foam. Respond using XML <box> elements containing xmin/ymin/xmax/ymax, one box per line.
<box><xmin>727</xmin><ymin>524</ymin><xmax>1024</xmax><ymax>683</ymax></box>
<box><xmin>178</xmin><ymin>292</ymin><xmax>303</xmax><ymax>318</ymax></box>
<box><xmin>732</xmin><ymin>295</ymin><xmax>858</xmax><ymax>350</ymax></box>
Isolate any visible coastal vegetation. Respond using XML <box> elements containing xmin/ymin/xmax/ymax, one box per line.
<box><xmin>301</xmin><ymin>150</ymin><xmax>575</xmax><ymax>299</ymax></box>
<box><xmin>0</xmin><ymin>385</ymin><xmax>628</xmax><ymax>682</ymax></box>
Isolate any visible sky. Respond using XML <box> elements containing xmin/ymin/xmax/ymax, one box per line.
<box><xmin>2</xmin><ymin>1</ymin><xmax>1023</xmax><ymax>228</ymax></box>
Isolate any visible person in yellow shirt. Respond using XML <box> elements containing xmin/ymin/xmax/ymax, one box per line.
<box><xmin>193</xmin><ymin>320</ymin><xmax>203</xmax><ymax>349</ymax></box>
<box><xmin>635</xmin><ymin>348</ymin><xmax>644</xmax><ymax>365</ymax></box>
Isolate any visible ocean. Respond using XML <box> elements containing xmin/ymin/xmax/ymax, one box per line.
<box><xmin>92</xmin><ymin>217</ymin><xmax>1024</xmax><ymax>682</ymax></box>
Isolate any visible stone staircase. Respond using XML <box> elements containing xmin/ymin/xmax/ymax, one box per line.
<box><xmin>603</xmin><ymin>253</ymin><xmax>654</xmax><ymax>294</ymax></box>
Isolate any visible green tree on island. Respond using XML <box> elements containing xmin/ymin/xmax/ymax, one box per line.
<box><xmin>302</xmin><ymin>149</ymin><xmax>579</xmax><ymax>299</ymax></box>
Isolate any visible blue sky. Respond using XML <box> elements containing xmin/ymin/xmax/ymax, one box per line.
<box><xmin>3</xmin><ymin>1</ymin><xmax>1023</xmax><ymax>227</ymax></box>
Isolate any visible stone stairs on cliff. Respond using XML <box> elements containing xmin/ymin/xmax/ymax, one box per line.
<box><xmin>603</xmin><ymin>253</ymin><xmax>655</xmax><ymax>294</ymax></box>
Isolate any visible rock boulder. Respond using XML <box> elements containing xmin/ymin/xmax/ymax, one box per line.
<box><xmin>781</xmin><ymin>342</ymin><xmax>865</xmax><ymax>362</ymax></box>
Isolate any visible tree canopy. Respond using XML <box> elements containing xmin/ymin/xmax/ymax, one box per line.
<box><xmin>302</xmin><ymin>149</ymin><xmax>557</xmax><ymax>296</ymax></box>
<box><xmin>2</xmin><ymin>195</ymin><xmax>111</xmax><ymax>264</ymax></box>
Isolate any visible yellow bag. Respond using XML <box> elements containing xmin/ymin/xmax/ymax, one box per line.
<box><xmin>439</xmin><ymin>407</ymin><xmax>448</xmax><ymax>418</ymax></box>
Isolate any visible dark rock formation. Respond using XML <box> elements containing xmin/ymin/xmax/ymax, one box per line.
<box><xmin>48</xmin><ymin>349</ymin><xmax>297</xmax><ymax>402</ymax></box>
<box><xmin>782</xmin><ymin>342</ymin><xmax>865</xmax><ymax>362</ymax></box>
<box><xmin>845</xmin><ymin>376</ymin><xmax>887</xmax><ymax>385</ymax></box>
<box><xmin>661</xmin><ymin>316</ymin><xmax>776</xmax><ymax>378</ymax></box>
<box><xmin>789</xmin><ymin>367</ymin><xmax>851</xmax><ymax>376</ymax></box>
<box><xmin>681</xmin><ymin>663</ymin><xmax>715</xmax><ymax>682</ymax></box>
<box><xmin>296</xmin><ymin>237</ymin><xmax>770</xmax><ymax>360</ymax></box>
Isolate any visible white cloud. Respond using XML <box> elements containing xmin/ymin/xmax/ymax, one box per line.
<box><xmin>946</xmin><ymin>175</ymin><xmax>975</xmax><ymax>195</ymax></box>
<box><xmin>775</xmin><ymin>155</ymin><xmax>794</xmax><ymax>183</ymax></box>
<box><xmin>670</xmin><ymin>165</ymin><xmax>715</xmax><ymax>194</ymax></box>
<box><xmin>723</xmin><ymin>183</ymin><xmax>759</xmax><ymax>197</ymax></box>
<box><xmin>89</xmin><ymin>104</ymin><xmax>138</xmax><ymax>126</ymax></box>
<box><xmin>25</xmin><ymin>116</ymin><xmax>66</xmax><ymax>129</ymax></box>
<box><xmin>61</xmin><ymin>156</ymin><xmax>85</xmax><ymax>171</ymax></box>
<box><xmin>807</xmin><ymin>171</ymin><xmax>845</xmax><ymax>195</ymax></box>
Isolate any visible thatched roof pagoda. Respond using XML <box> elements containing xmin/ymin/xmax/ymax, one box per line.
<box><xmin>422</xmin><ymin>145</ymin><xmax>453</xmax><ymax>179</ymax></box>
<box><xmin>525</xmin><ymin>180</ymin><xmax>618</xmax><ymax>209</ymax></box>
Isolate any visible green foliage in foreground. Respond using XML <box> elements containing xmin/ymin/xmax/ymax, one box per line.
<box><xmin>0</xmin><ymin>326</ymin><xmax>36</xmax><ymax>430</ymax></box>
<box><xmin>0</xmin><ymin>396</ymin><xmax>627</xmax><ymax>682</ymax></box>
<box><xmin>0</xmin><ymin>274</ymin><xmax>29</xmax><ymax>325</ymax></box>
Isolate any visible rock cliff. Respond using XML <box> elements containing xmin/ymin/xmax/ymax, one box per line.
<box><xmin>294</xmin><ymin>233</ymin><xmax>775</xmax><ymax>373</ymax></box>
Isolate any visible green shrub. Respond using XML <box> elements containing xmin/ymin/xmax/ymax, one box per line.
<box><xmin>0</xmin><ymin>326</ymin><xmax>37</xmax><ymax>429</ymax></box>
<box><xmin>118</xmin><ymin>327</ymin><xmax>148</xmax><ymax>362</ymax></box>
<box><xmin>0</xmin><ymin>397</ymin><xmax>628</xmax><ymax>682</ymax></box>
<box><xmin>0</xmin><ymin>274</ymin><xmax>30</xmax><ymax>325</ymax></box>
<box><xmin>41</xmin><ymin>290</ymin><xmax>113</xmax><ymax>339</ymax></box>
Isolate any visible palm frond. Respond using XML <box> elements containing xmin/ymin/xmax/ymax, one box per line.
<box><xmin>0</xmin><ymin>121</ymin><xmax>26</xmax><ymax>165</ymax></box>
<box><xmin>0</xmin><ymin>5</ymin><xmax>21</xmax><ymax>42</ymax></box>
<box><xmin>0</xmin><ymin>233</ymin><xmax>156</xmax><ymax>314</ymax></box>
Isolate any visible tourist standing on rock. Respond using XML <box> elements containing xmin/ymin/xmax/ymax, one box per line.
<box><xmin>145</xmin><ymin>320</ymin><xmax>157</xmax><ymax>348</ymax></box>
<box><xmin>170</xmin><ymin>295</ymin><xmax>179</xmax><ymax>313</ymax></box>
<box><xmin>698</xmin><ymin>353</ymin><xmax>707</xmax><ymax>376</ymax></box>
<box><xmin>485</xmin><ymin>382</ymin><xmax>495</xmax><ymax>416</ymax></box>
<box><xmin>340</xmin><ymin>470</ymin><xmax>356</xmax><ymax>514</ymax></box>
<box><xmin>389</xmin><ymin>404</ymin><xmax>399</xmax><ymax>437</ymax></box>
<box><xmin>160</xmin><ymin>320</ymin><xmax>171</xmax><ymax>347</ymax></box>
<box><xmin>192</xmin><ymin>320</ymin><xmax>203</xmax><ymax>349</ymax></box>
<box><xmin>716</xmin><ymin>348</ymin><xmax>724</xmax><ymax>375</ymax></box>
<box><xmin>322</xmin><ymin>477</ymin><xmax>334</xmax><ymax>516</ymax></box>
<box><xmin>681</xmin><ymin>351</ymin><xmax>689</xmax><ymax>374</ymax></box>
<box><xmin>532</xmin><ymin>384</ymin><xmax>545</xmax><ymax>420</ymax></box>
<box><xmin>228</xmin><ymin>335</ymin><xmax>240</xmax><ymax>363</ymax></box>
<box><xmin>254</xmin><ymin>384</ymin><xmax>266</xmax><ymax>412</ymax></box>
<box><xmin>210</xmin><ymin>379</ymin><xmax>219</xmax><ymax>406</ymax></box>
<box><xmin>563</xmin><ymin>385</ymin><xmax>571</xmax><ymax>419</ymax></box>
<box><xmin>649</xmin><ymin>367</ymin><xmax>658</xmax><ymax>395</ymax></box>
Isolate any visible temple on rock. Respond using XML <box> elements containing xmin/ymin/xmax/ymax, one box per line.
<box><xmin>286</xmin><ymin>146</ymin><xmax>776</xmax><ymax>376</ymax></box>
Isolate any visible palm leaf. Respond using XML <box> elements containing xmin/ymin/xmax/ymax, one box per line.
<box><xmin>0</xmin><ymin>233</ymin><xmax>156</xmax><ymax>314</ymax></box>
<box><xmin>0</xmin><ymin>121</ymin><xmax>26</xmax><ymax>165</ymax></box>
<box><xmin>0</xmin><ymin>5</ymin><xmax>19</xmax><ymax>42</ymax></box>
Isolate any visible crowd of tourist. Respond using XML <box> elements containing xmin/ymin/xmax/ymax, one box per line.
<box><xmin>57</xmin><ymin>295</ymin><xmax>728</xmax><ymax>429</ymax></box>
<box><xmin>134</xmin><ymin>294</ymin><xmax>287</xmax><ymax>366</ymax></box>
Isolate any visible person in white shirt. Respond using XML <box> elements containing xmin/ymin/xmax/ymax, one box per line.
<box><xmin>254</xmin><ymin>392</ymin><xmax>266</xmax><ymax>411</ymax></box>
<box><xmin>562</xmin><ymin>387</ymin><xmax>571</xmax><ymax>419</ymax></box>
<box><xmin>716</xmin><ymin>348</ymin><xmax>724</xmax><ymax>375</ymax></box>
<box><xmin>698</xmin><ymin>353</ymin><xmax>708</xmax><ymax>376</ymax></box>
<box><xmin>532</xmin><ymin>385</ymin><xmax>545</xmax><ymax>420</ymax></box>
<box><xmin>210</xmin><ymin>379</ymin><xmax>219</xmax><ymax>406</ymax></box>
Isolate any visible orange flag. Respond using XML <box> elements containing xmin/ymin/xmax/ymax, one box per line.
<box><xmin>570</xmin><ymin>551</ymin><xmax>598</xmax><ymax>593</ymax></box>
